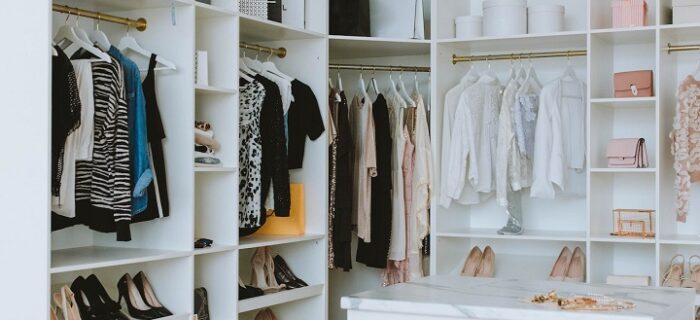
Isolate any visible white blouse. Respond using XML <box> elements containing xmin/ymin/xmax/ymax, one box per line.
<box><xmin>386</xmin><ymin>89</ymin><xmax>407</xmax><ymax>261</ymax></box>
<box><xmin>530</xmin><ymin>78</ymin><xmax>586</xmax><ymax>199</ymax></box>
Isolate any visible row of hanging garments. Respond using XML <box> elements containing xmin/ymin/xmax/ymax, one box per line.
<box><xmin>440</xmin><ymin>57</ymin><xmax>586</xmax><ymax>235</ymax></box>
<box><xmin>327</xmin><ymin>69</ymin><xmax>432</xmax><ymax>286</ymax></box>
<box><xmin>238</xmin><ymin>48</ymin><xmax>326</xmax><ymax>236</ymax></box>
<box><xmin>50</xmin><ymin>17</ymin><xmax>175</xmax><ymax>241</ymax></box>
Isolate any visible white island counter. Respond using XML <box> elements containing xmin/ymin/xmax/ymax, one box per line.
<box><xmin>341</xmin><ymin>276</ymin><xmax>695</xmax><ymax>320</ymax></box>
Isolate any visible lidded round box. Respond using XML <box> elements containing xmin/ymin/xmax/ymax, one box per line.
<box><xmin>528</xmin><ymin>4</ymin><xmax>565</xmax><ymax>34</ymax></box>
<box><xmin>483</xmin><ymin>0</ymin><xmax>527</xmax><ymax>37</ymax></box>
<box><xmin>455</xmin><ymin>15</ymin><xmax>483</xmax><ymax>39</ymax></box>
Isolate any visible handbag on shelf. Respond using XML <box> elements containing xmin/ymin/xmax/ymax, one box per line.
<box><xmin>329</xmin><ymin>0</ymin><xmax>370</xmax><ymax>36</ymax></box>
<box><xmin>614</xmin><ymin>70</ymin><xmax>654</xmax><ymax>98</ymax></box>
<box><xmin>370</xmin><ymin>0</ymin><xmax>426</xmax><ymax>39</ymax></box>
<box><xmin>606</xmin><ymin>138</ymin><xmax>649</xmax><ymax>168</ymax></box>
<box><xmin>257</xmin><ymin>184</ymin><xmax>305</xmax><ymax>235</ymax></box>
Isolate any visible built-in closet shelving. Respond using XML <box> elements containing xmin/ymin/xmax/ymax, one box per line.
<box><xmin>429</xmin><ymin>0</ymin><xmax>700</xmax><ymax>308</ymax></box>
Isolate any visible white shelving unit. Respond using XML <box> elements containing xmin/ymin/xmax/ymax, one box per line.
<box><xmin>429</xmin><ymin>0</ymin><xmax>700</xmax><ymax>310</ymax></box>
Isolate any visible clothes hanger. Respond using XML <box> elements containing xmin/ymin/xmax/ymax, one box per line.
<box><xmin>54</xmin><ymin>10</ymin><xmax>111</xmax><ymax>62</ymax></box>
<box><xmin>118</xmin><ymin>25</ymin><xmax>176</xmax><ymax>71</ymax></box>
<box><xmin>694</xmin><ymin>50</ymin><xmax>700</xmax><ymax>79</ymax></box>
<box><xmin>242</xmin><ymin>49</ymin><xmax>264</xmax><ymax>73</ymax></box>
<box><xmin>89</xmin><ymin>15</ymin><xmax>112</xmax><ymax>51</ymax></box>
<box><xmin>517</xmin><ymin>54</ymin><xmax>543</xmax><ymax>97</ymax></box>
<box><xmin>239</xmin><ymin>50</ymin><xmax>255</xmax><ymax>82</ymax></box>
<box><xmin>51</xmin><ymin>41</ymin><xmax>58</xmax><ymax>56</ymax></box>
<box><xmin>478</xmin><ymin>57</ymin><xmax>498</xmax><ymax>83</ymax></box>
<box><xmin>398</xmin><ymin>69</ymin><xmax>416</xmax><ymax>108</ymax></box>
<box><xmin>506</xmin><ymin>56</ymin><xmax>516</xmax><ymax>81</ymax></box>
<box><xmin>413</xmin><ymin>68</ymin><xmax>420</xmax><ymax>95</ymax></box>
<box><xmin>365</xmin><ymin>68</ymin><xmax>379</xmax><ymax>97</ymax></box>
<box><xmin>73</xmin><ymin>13</ymin><xmax>92</xmax><ymax>44</ymax></box>
<box><xmin>359</xmin><ymin>66</ymin><xmax>370</xmax><ymax>102</ymax></box>
<box><xmin>560</xmin><ymin>52</ymin><xmax>578</xmax><ymax>82</ymax></box>
<box><xmin>261</xmin><ymin>48</ymin><xmax>293</xmax><ymax>82</ymax></box>
<box><xmin>525</xmin><ymin>53</ymin><xmax>543</xmax><ymax>88</ymax></box>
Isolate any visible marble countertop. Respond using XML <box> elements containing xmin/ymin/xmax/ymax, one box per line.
<box><xmin>341</xmin><ymin>276</ymin><xmax>695</xmax><ymax>320</ymax></box>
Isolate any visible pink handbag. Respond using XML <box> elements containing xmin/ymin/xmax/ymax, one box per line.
<box><xmin>607</xmin><ymin>138</ymin><xmax>648</xmax><ymax>168</ymax></box>
<box><xmin>614</xmin><ymin>70</ymin><xmax>654</xmax><ymax>98</ymax></box>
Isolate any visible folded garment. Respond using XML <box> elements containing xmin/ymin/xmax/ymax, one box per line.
<box><xmin>195</xmin><ymin>144</ymin><xmax>214</xmax><ymax>154</ymax></box>
<box><xmin>195</xmin><ymin>157</ymin><xmax>222</xmax><ymax>167</ymax></box>
<box><xmin>194</xmin><ymin>150</ymin><xmax>215</xmax><ymax>158</ymax></box>
<box><xmin>195</xmin><ymin>127</ymin><xmax>214</xmax><ymax>138</ymax></box>
<box><xmin>195</xmin><ymin>121</ymin><xmax>211</xmax><ymax>131</ymax></box>
<box><xmin>195</xmin><ymin>133</ymin><xmax>221</xmax><ymax>152</ymax></box>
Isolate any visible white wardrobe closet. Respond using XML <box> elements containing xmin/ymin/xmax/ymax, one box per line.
<box><xmin>5</xmin><ymin>0</ymin><xmax>700</xmax><ymax>319</ymax></box>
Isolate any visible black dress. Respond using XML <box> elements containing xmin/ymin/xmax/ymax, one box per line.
<box><xmin>331</xmin><ymin>91</ymin><xmax>354</xmax><ymax>271</ymax></box>
<box><xmin>356</xmin><ymin>94</ymin><xmax>392</xmax><ymax>268</ymax></box>
<box><xmin>287</xmin><ymin>79</ymin><xmax>325</xmax><ymax>169</ymax></box>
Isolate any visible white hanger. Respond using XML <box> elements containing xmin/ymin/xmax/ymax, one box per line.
<box><xmin>242</xmin><ymin>50</ymin><xmax>264</xmax><ymax>74</ymax></box>
<box><xmin>560</xmin><ymin>52</ymin><xmax>579</xmax><ymax>82</ymax></box>
<box><xmin>694</xmin><ymin>51</ymin><xmax>700</xmax><ymax>79</ymax></box>
<box><xmin>398</xmin><ymin>70</ymin><xmax>416</xmax><ymax>108</ymax></box>
<box><xmin>52</xmin><ymin>41</ymin><xmax>58</xmax><ymax>56</ymax></box>
<box><xmin>118</xmin><ymin>26</ymin><xmax>176</xmax><ymax>71</ymax></box>
<box><xmin>54</xmin><ymin>11</ymin><xmax>110</xmax><ymax>62</ymax></box>
<box><xmin>239</xmin><ymin>51</ymin><xmax>255</xmax><ymax>82</ymax></box>
<box><xmin>336</xmin><ymin>69</ymin><xmax>344</xmax><ymax>91</ymax></box>
<box><xmin>73</xmin><ymin>14</ymin><xmax>92</xmax><ymax>44</ymax></box>
<box><xmin>89</xmin><ymin>16</ymin><xmax>112</xmax><ymax>51</ymax></box>
<box><xmin>478</xmin><ymin>57</ymin><xmax>498</xmax><ymax>83</ymax></box>
<box><xmin>359</xmin><ymin>67</ymin><xmax>369</xmax><ymax>100</ymax></box>
<box><xmin>516</xmin><ymin>59</ymin><xmax>542</xmax><ymax>97</ymax></box>
<box><xmin>365</xmin><ymin>68</ymin><xmax>379</xmax><ymax>97</ymax></box>
<box><xmin>261</xmin><ymin>50</ymin><xmax>293</xmax><ymax>82</ymax></box>
<box><xmin>506</xmin><ymin>57</ymin><xmax>517</xmax><ymax>81</ymax></box>
<box><xmin>413</xmin><ymin>69</ymin><xmax>420</xmax><ymax>94</ymax></box>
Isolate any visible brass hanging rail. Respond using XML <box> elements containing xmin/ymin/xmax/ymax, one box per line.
<box><xmin>52</xmin><ymin>4</ymin><xmax>147</xmax><ymax>31</ymax></box>
<box><xmin>452</xmin><ymin>49</ymin><xmax>587</xmax><ymax>65</ymax></box>
<box><xmin>240</xmin><ymin>42</ymin><xmax>287</xmax><ymax>58</ymax></box>
<box><xmin>329</xmin><ymin>64</ymin><xmax>430</xmax><ymax>73</ymax></box>
<box><xmin>667</xmin><ymin>43</ymin><xmax>700</xmax><ymax>54</ymax></box>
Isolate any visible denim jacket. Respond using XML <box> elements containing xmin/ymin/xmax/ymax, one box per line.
<box><xmin>109</xmin><ymin>46</ymin><xmax>152</xmax><ymax>215</ymax></box>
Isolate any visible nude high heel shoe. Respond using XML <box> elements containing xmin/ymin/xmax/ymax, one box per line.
<box><xmin>53</xmin><ymin>285</ymin><xmax>82</xmax><ymax>320</ymax></box>
<box><xmin>476</xmin><ymin>246</ymin><xmax>495</xmax><ymax>278</ymax></box>
<box><xmin>251</xmin><ymin>247</ymin><xmax>285</xmax><ymax>293</ymax></box>
<box><xmin>549</xmin><ymin>247</ymin><xmax>572</xmax><ymax>281</ymax></box>
<box><xmin>565</xmin><ymin>247</ymin><xmax>585</xmax><ymax>282</ymax></box>
<box><xmin>682</xmin><ymin>255</ymin><xmax>700</xmax><ymax>291</ymax></box>
<box><xmin>461</xmin><ymin>246</ymin><xmax>483</xmax><ymax>277</ymax></box>
<box><xmin>662</xmin><ymin>254</ymin><xmax>685</xmax><ymax>288</ymax></box>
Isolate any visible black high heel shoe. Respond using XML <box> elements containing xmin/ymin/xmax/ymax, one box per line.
<box><xmin>83</xmin><ymin>274</ymin><xmax>129</xmax><ymax>320</ymax></box>
<box><xmin>70</xmin><ymin>276</ymin><xmax>97</xmax><ymax>319</ymax></box>
<box><xmin>117</xmin><ymin>273</ymin><xmax>163</xmax><ymax>319</ymax></box>
<box><xmin>273</xmin><ymin>255</ymin><xmax>308</xmax><ymax>289</ymax></box>
<box><xmin>133</xmin><ymin>271</ymin><xmax>173</xmax><ymax>317</ymax></box>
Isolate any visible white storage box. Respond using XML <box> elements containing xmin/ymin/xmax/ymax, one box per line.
<box><xmin>528</xmin><ymin>4</ymin><xmax>564</xmax><ymax>34</ymax></box>
<box><xmin>455</xmin><ymin>16</ymin><xmax>483</xmax><ymax>39</ymax></box>
<box><xmin>673</xmin><ymin>0</ymin><xmax>700</xmax><ymax>24</ymax></box>
<box><xmin>483</xmin><ymin>0</ymin><xmax>527</xmax><ymax>37</ymax></box>
<box><xmin>282</xmin><ymin>0</ymin><xmax>305</xmax><ymax>29</ymax></box>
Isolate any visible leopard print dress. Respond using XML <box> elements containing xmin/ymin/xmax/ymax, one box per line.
<box><xmin>239</xmin><ymin>79</ymin><xmax>266</xmax><ymax>228</ymax></box>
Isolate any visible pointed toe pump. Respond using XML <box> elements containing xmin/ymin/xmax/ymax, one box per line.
<box><xmin>273</xmin><ymin>254</ymin><xmax>308</xmax><ymax>289</ymax></box>
<box><xmin>117</xmin><ymin>273</ymin><xmax>162</xmax><ymax>319</ymax></box>
<box><xmin>461</xmin><ymin>246</ymin><xmax>483</xmax><ymax>277</ymax></box>
<box><xmin>682</xmin><ymin>255</ymin><xmax>700</xmax><ymax>291</ymax></box>
<box><xmin>549</xmin><ymin>247</ymin><xmax>572</xmax><ymax>281</ymax></box>
<box><xmin>662</xmin><ymin>254</ymin><xmax>685</xmax><ymax>288</ymax></box>
<box><xmin>476</xmin><ymin>246</ymin><xmax>495</xmax><ymax>278</ymax></box>
<box><xmin>133</xmin><ymin>271</ymin><xmax>173</xmax><ymax>317</ymax></box>
<box><xmin>565</xmin><ymin>247</ymin><xmax>585</xmax><ymax>282</ymax></box>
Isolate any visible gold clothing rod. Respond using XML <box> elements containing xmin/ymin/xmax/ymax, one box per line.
<box><xmin>452</xmin><ymin>49</ymin><xmax>587</xmax><ymax>64</ymax></box>
<box><xmin>240</xmin><ymin>42</ymin><xmax>287</xmax><ymax>58</ymax></box>
<box><xmin>52</xmin><ymin>4</ymin><xmax>147</xmax><ymax>31</ymax></box>
<box><xmin>667</xmin><ymin>43</ymin><xmax>700</xmax><ymax>54</ymax></box>
<box><xmin>329</xmin><ymin>64</ymin><xmax>430</xmax><ymax>73</ymax></box>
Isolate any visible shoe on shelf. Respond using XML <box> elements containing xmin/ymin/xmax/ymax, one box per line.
<box><xmin>117</xmin><ymin>273</ymin><xmax>163</xmax><ymax>319</ymax></box>
<box><xmin>662</xmin><ymin>254</ymin><xmax>685</xmax><ymax>288</ymax></box>
<box><xmin>461</xmin><ymin>246</ymin><xmax>483</xmax><ymax>277</ymax></box>
<box><xmin>565</xmin><ymin>247</ymin><xmax>585</xmax><ymax>282</ymax></box>
<box><xmin>476</xmin><ymin>246</ymin><xmax>495</xmax><ymax>278</ymax></box>
<box><xmin>549</xmin><ymin>247</ymin><xmax>572</xmax><ymax>281</ymax></box>
<box><xmin>133</xmin><ymin>271</ymin><xmax>173</xmax><ymax>317</ymax></box>
<box><xmin>72</xmin><ymin>275</ymin><xmax>129</xmax><ymax>320</ymax></box>
<box><xmin>273</xmin><ymin>254</ymin><xmax>308</xmax><ymax>289</ymax></box>
<box><xmin>250</xmin><ymin>247</ymin><xmax>285</xmax><ymax>293</ymax></box>
<box><xmin>52</xmin><ymin>285</ymin><xmax>82</xmax><ymax>320</ymax></box>
<box><xmin>683</xmin><ymin>255</ymin><xmax>700</xmax><ymax>291</ymax></box>
<box><xmin>239</xmin><ymin>277</ymin><xmax>264</xmax><ymax>300</ymax></box>
<box><xmin>50</xmin><ymin>307</ymin><xmax>59</xmax><ymax>320</ymax></box>
<box><xmin>255</xmin><ymin>308</ymin><xmax>278</xmax><ymax>320</ymax></box>
<box><xmin>194</xmin><ymin>287</ymin><xmax>210</xmax><ymax>319</ymax></box>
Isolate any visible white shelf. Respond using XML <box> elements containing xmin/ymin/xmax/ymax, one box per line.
<box><xmin>192</xmin><ymin>1</ymin><xmax>236</xmax><ymax>18</ymax></box>
<box><xmin>53</xmin><ymin>0</ymin><xmax>192</xmax><ymax>11</ymax></box>
<box><xmin>51</xmin><ymin>246</ymin><xmax>191</xmax><ymax>274</ymax></box>
<box><xmin>239</xmin><ymin>234</ymin><xmax>325</xmax><ymax>250</ymax></box>
<box><xmin>590</xmin><ymin>168</ymin><xmax>657</xmax><ymax>173</ymax></box>
<box><xmin>590</xmin><ymin>27</ymin><xmax>656</xmax><ymax>44</ymax></box>
<box><xmin>238</xmin><ymin>284</ymin><xmax>324</xmax><ymax>313</ymax></box>
<box><xmin>436</xmin><ymin>229</ymin><xmax>586</xmax><ymax>242</ymax></box>
<box><xmin>438</xmin><ymin>31</ymin><xmax>586</xmax><ymax>53</ymax></box>
<box><xmin>239</xmin><ymin>13</ymin><xmax>325</xmax><ymax>42</ymax></box>
<box><xmin>660</xmin><ymin>234</ymin><xmax>700</xmax><ymax>245</ymax></box>
<box><xmin>590</xmin><ymin>97</ymin><xmax>657</xmax><ymax>108</ymax></box>
<box><xmin>590</xmin><ymin>234</ymin><xmax>656</xmax><ymax>244</ymax></box>
<box><xmin>329</xmin><ymin>35</ymin><xmax>430</xmax><ymax>59</ymax></box>
<box><xmin>193</xmin><ymin>244</ymin><xmax>237</xmax><ymax>256</ymax></box>
<box><xmin>195</xmin><ymin>84</ymin><xmax>238</xmax><ymax>95</ymax></box>
<box><xmin>194</xmin><ymin>166</ymin><xmax>237</xmax><ymax>172</ymax></box>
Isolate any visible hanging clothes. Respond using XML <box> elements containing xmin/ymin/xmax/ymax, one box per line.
<box><xmin>439</xmin><ymin>72</ymin><xmax>479</xmax><ymax>208</ymax></box>
<box><xmin>530</xmin><ymin>78</ymin><xmax>586</xmax><ymax>199</ymax></box>
<box><xmin>496</xmin><ymin>80</ymin><xmax>521</xmax><ymax>206</ymax></box>
<box><xmin>331</xmin><ymin>90</ymin><xmax>354</xmax><ymax>271</ymax></box>
<box><xmin>133</xmin><ymin>54</ymin><xmax>171</xmax><ymax>222</ymax></box>
<box><xmin>256</xmin><ymin>75</ymin><xmax>291</xmax><ymax>217</ymax></box>
<box><xmin>401</xmin><ymin>125</ymin><xmax>416</xmax><ymax>279</ymax></box>
<box><xmin>239</xmin><ymin>78</ymin><xmax>266</xmax><ymax>229</ymax></box>
<box><xmin>287</xmin><ymin>79</ymin><xmax>326</xmax><ymax>169</ymax></box>
<box><xmin>386</xmin><ymin>89</ymin><xmax>407</xmax><ymax>262</ymax></box>
<box><xmin>328</xmin><ymin>88</ymin><xmax>339</xmax><ymax>270</ymax></box>
<box><xmin>408</xmin><ymin>92</ymin><xmax>431</xmax><ymax>279</ymax></box>
<box><xmin>50</xmin><ymin>46</ymin><xmax>82</xmax><ymax>215</ymax></box>
<box><xmin>670</xmin><ymin>76</ymin><xmax>700</xmax><ymax>222</ymax></box>
<box><xmin>350</xmin><ymin>95</ymin><xmax>377</xmax><ymax>242</ymax></box>
<box><xmin>357</xmin><ymin>94</ymin><xmax>392</xmax><ymax>268</ymax></box>
<box><xmin>108</xmin><ymin>46</ymin><xmax>152</xmax><ymax>215</ymax></box>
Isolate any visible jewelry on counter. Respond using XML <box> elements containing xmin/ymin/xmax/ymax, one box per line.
<box><xmin>528</xmin><ymin>290</ymin><xmax>635</xmax><ymax>312</ymax></box>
